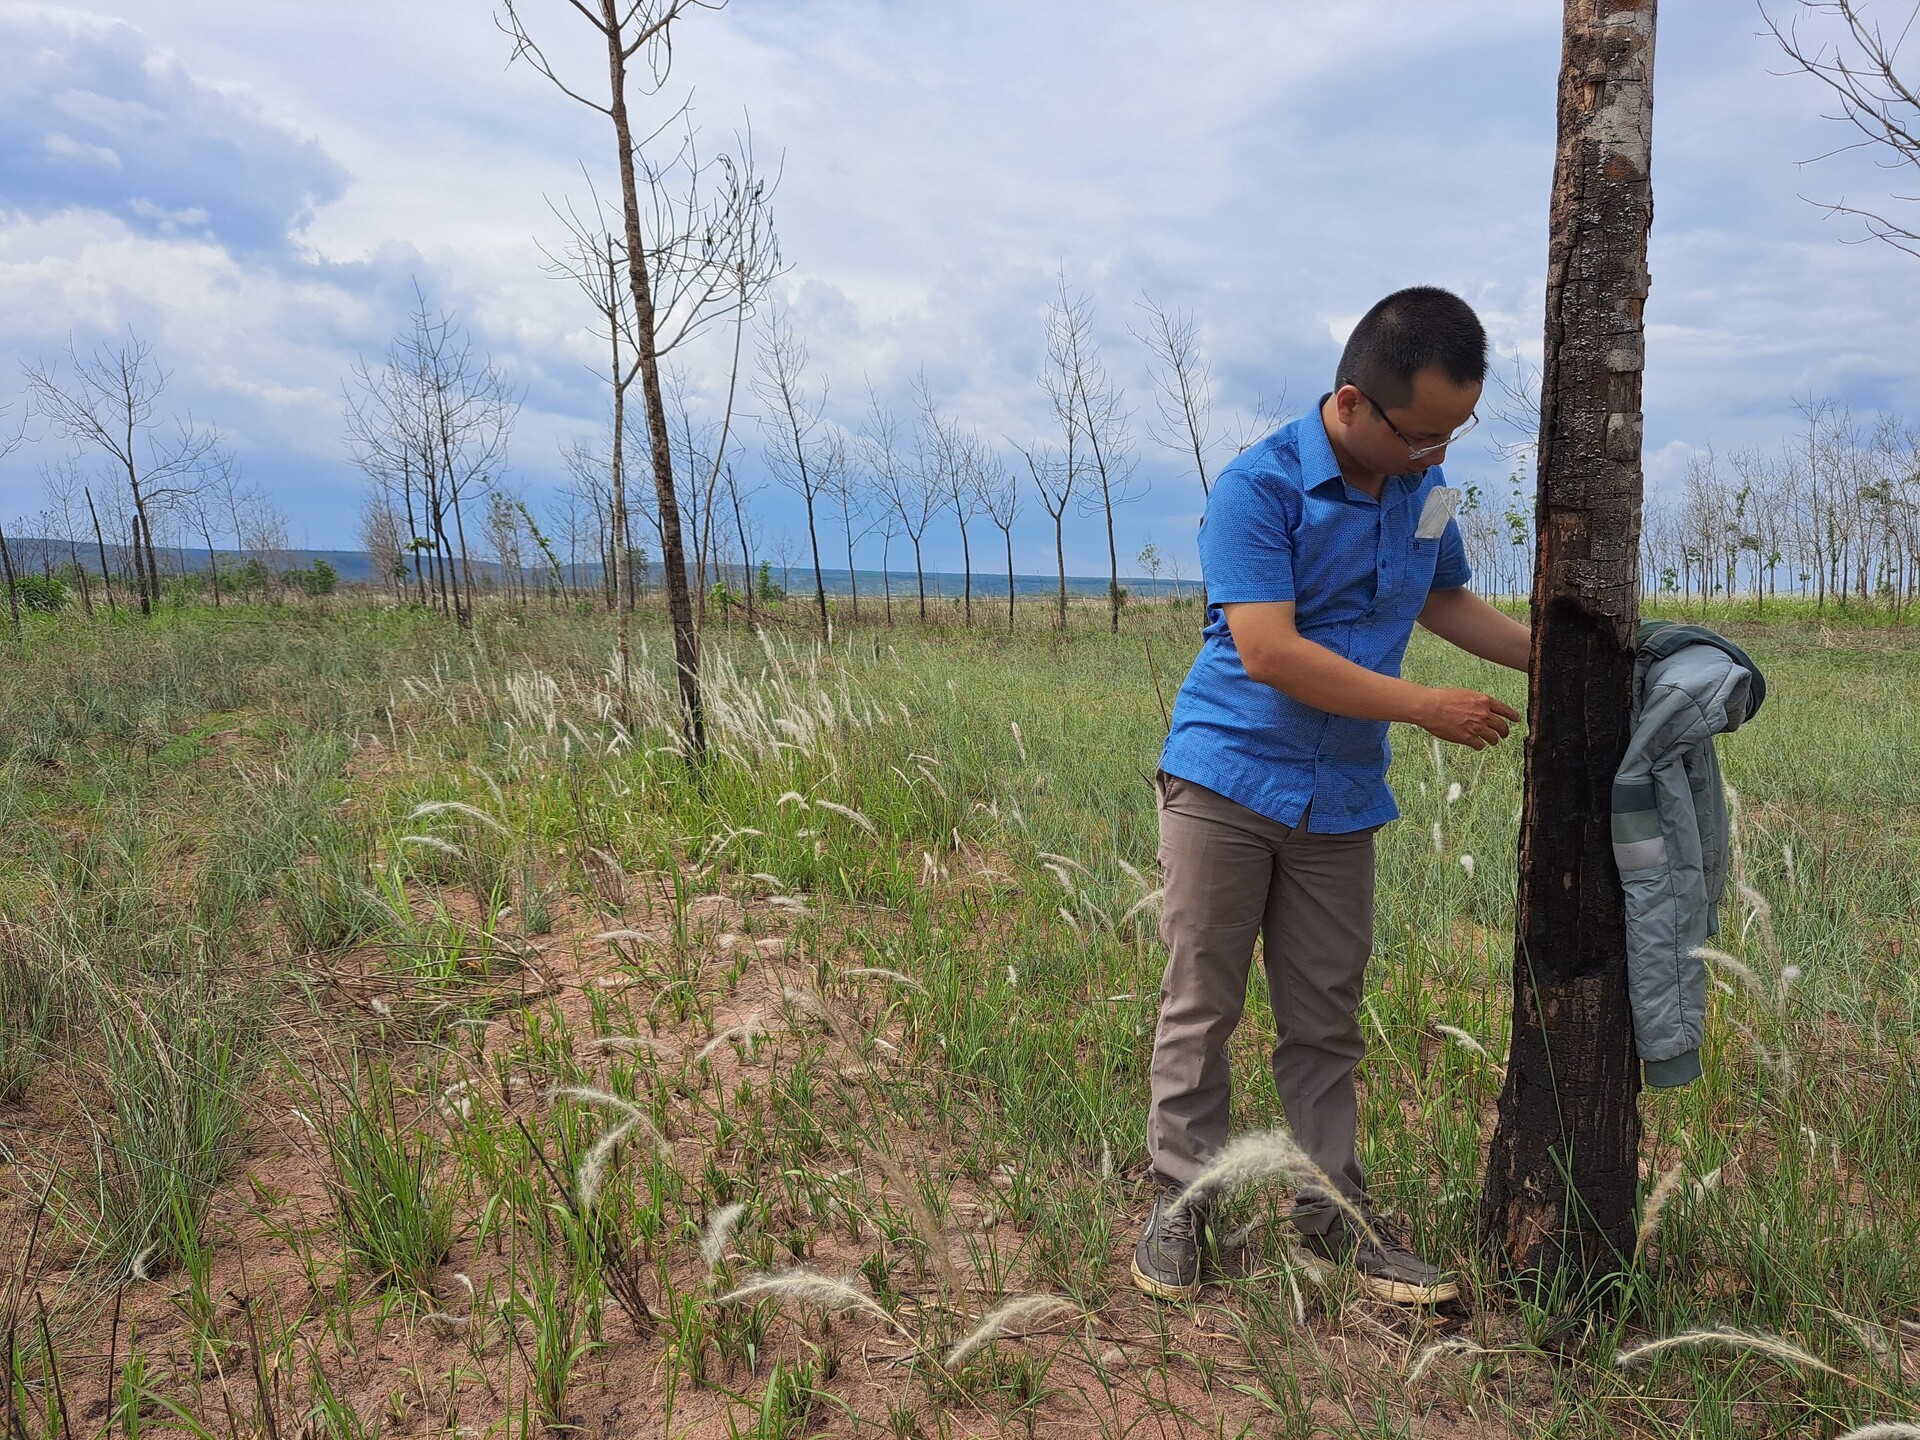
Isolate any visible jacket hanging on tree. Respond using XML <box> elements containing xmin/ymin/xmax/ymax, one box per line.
<box><xmin>1611</xmin><ymin>621</ymin><xmax>1767</xmax><ymax>1088</ymax></box>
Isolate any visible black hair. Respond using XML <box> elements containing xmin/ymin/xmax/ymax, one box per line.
<box><xmin>1334</xmin><ymin>286</ymin><xmax>1487</xmax><ymax>408</ymax></box>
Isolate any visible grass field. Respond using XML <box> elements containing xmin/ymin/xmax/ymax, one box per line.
<box><xmin>1</xmin><ymin>595</ymin><xmax>1916</xmax><ymax>1438</ymax></box>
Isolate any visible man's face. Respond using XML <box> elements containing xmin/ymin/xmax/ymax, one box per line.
<box><xmin>1337</xmin><ymin>367</ymin><xmax>1483</xmax><ymax>475</ymax></box>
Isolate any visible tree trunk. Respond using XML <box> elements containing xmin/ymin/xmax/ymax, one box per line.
<box><xmin>1479</xmin><ymin>0</ymin><xmax>1655</xmax><ymax>1296</ymax></box>
<box><xmin>958</xmin><ymin>516</ymin><xmax>973</xmax><ymax>625</ymax></box>
<box><xmin>805</xmin><ymin>494</ymin><xmax>829</xmax><ymax>637</ymax></box>
<box><xmin>603</xmin><ymin>1</ymin><xmax>703</xmax><ymax>758</ymax></box>
<box><xmin>1005</xmin><ymin>529</ymin><xmax>1016</xmax><ymax>631</ymax></box>
<box><xmin>0</xmin><ymin>519</ymin><xmax>21</xmax><ymax>638</ymax></box>
<box><xmin>86</xmin><ymin>487</ymin><xmax>117</xmax><ymax>614</ymax></box>
<box><xmin>1054</xmin><ymin>515</ymin><xmax>1068</xmax><ymax>632</ymax></box>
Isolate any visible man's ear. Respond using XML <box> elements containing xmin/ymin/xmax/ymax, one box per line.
<box><xmin>1330</xmin><ymin>384</ymin><xmax>1364</xmax><ymax>427</ymax></box>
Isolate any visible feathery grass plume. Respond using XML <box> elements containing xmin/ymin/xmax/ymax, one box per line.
<box><xmin>715</xmin><ymin>1269</ymin><xmax>913</xmax><ymax>1338</ymax></box>
<box><xmin>696</xmin><ymin>1015</ymin><xmax>763</xmax><ymax>1061</ymax></box>
<box><xmin>1613</xmin><ymin>1327</ymin><xmax>1850</xmax><ymax>1379</ymax></box>
<box><xmin>1695</xmin><ymin>946</ymin><xmax>1768</xmax><ymax>1002</ymax></box>
<box><xmin>1407</xmin><ymin>1337</ymin><xmax>1492</xmax><ymax>1386</ymax></box>
<box><xmin>701</xmin><ymin>1201</ymin><xmax>748</xmax><ymax>1274</ymax></box>
<box><xmin>407</xmin><ymin>800</ymin><xmax>510</xmax><ymax>836</ymax></box>
<box><xmin>547</xmin><ymin>1086</ymin><xmax>670</xmax><ymax>1209</ymax></box>
<box><xmin>1120</xmin><ymin>887</ymin><xmax>1164</xmax><ymax>925</ymax></box>
<box><xmin>399</xmin><ymin>834</ymin><xmax>466</xmax><ymax>859</ymax></box>
<box><xmin>943</xmin><ymin>1294</ymin><xmax>1082</xmax><ymax>1369</ymax></box>
<box><xmin>814</xmin><ymin>799</ymin><xmax>878</xmax><ymax>835</ymax></box>
<box><xmin>1036</xmin><ymin>851</ymin><xmax>1090</xmax><ymax>874</ymax></box>
<box><xmin>1431</xmin><ymin>822</ymin><xmax>1445</xmax><ymax>853</ymax></box>
<box><xmin>1433</xmin><ymin>1023</ymin><xmax>1492</xmax><ymax>1060</ymax></box>
<box><xmin>775</xmin><ymin>791</ymin><xmax>809</xmax><ymax>807</ymax></box>
<box><xmin>748</xmin><ymin>872</ymin><xmax>786</xmax><ymax>890</ymax></box>
<box><xmin>595</xmin><ymin>929</ymin><xmax>651</xmax><ymax>944</ymax></box>
<box><xmin>1446</xmin><ymin>782</ymin><xmax>1463</xmax><ymax>805</ymax></box>
<box><xmin>1165</xmin><ymin>1129</ymin><xmax>1377</xmax><ymax>1246</ymax></box>
<box><xmin>840</xmin><ymin>967</ymin><xmax>927</xmax><ymax>993</ymax></box>
<box><xmin>1633</xmin><ymin>1160</ymin><xmax>1688</xmax><ymax>1263</ymax></box>
<box><xmin>1834</xmin><ymin>1425</ymin><xmax>1920</xmax><ymax>1439</ymax></box>
<box><xmin>1009</xmin><ymin>721</ymin><xmax>1027</xmax><ymax>762</ymax></box>
<box><xmin>765</xmin><ymin>896</ymin><xmax>811</xmax><ymax>915</ymax></box>
<box><xmin>1459</xmin><ymin>853</ymin><xmax>1476</xmax><ymax>879</ymax></box>
<box><xmin>1040</xmin><ymin>862</ymin><xmax>1080</xmax><ymax>896</ymax></box>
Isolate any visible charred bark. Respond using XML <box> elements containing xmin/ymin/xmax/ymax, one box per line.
<box><xmin>1479</xmin><ymin>0</ymin><xmax>1656</xmax><ymax>1294</ymax></box>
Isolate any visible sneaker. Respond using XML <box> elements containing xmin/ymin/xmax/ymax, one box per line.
<box><xmin>1130</xmin><ymin>1188</ymin><xmax>1207</xmax><ymax>1301</ymax></box>
<box><xmin>1298</xmin><ymin>1213</ymin><xmax>1459</xmax><ymax>1306</ymax></box>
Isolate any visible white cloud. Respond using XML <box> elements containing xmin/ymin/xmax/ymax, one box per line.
<box><xmin>0</xmin><ymin>0</ymin><xmax>1916</xmax><ymax>578</ymax></box>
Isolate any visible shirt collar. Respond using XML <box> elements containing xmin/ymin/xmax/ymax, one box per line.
<box><xmin>1301</xmin><ymin>396</ymin><xmax>1346</xmax><ymax>494</ymax></box>
<box><xmin>1302</xmin><ymin>394</ymin><xmax>1431</xmax><ymax>501</ymax></box>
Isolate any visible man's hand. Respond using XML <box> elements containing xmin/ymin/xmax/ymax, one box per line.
<box><xmin>1417</xmin><ymin>688</ymin><xmax>1522</xmax><ymax>749</ymax></box>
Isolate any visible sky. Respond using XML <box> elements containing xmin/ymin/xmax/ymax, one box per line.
<box><xmin>1</xmin><ymin>0</ymin><xmax>1916</xmax><ymax>578</ymax></box>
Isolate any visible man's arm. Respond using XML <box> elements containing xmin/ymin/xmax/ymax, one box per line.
<box><xmin>1223</xmin><ymin>601</ymin><xmax>1520</xmax><ymax>750</ymax></box>
<box><xmin>1416</xmin><ymin>586</ymin><xmax>1532</xmax><ymax>672</ymax></box>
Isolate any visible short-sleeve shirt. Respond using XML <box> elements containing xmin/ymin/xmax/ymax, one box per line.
<box><xmin>1158</xmin><ymin>400</ymin><xmax>1472</xmax><ymax>834</ymax></box>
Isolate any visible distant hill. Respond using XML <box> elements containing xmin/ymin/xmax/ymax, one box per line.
<box><xmin>1</xmin><ymin>538</ymin><xmax>1195</xmax><ymax>599</ymax></box>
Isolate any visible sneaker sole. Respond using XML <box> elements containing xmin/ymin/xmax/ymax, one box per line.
<box><xmin>1354</xmin><ymin>1273</ymin><xmax>1459</xmax><ymax>1306</ymax></box>
<box><xmin>1129</xmin><ymin>1255</ymin><xmax>1201</xmax><ymax>1302</ymax></box>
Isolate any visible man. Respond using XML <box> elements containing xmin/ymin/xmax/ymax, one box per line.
<box><xmin>1131</xmin><ymin>286</ymin><xmax>1531</xmax><ymax>1306</ymax></box>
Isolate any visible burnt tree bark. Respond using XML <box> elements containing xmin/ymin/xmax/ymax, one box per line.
<box><xmin>1479</xmin><ymin>0</ymin><xmax>1656</xmax><ymax>1292</ymax></box>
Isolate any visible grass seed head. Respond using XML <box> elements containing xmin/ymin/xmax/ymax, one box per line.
<box><xmin>715</xmin><ymin>1268</ymin><xmax>911</xmax><ymax>1338</ymax></box>
<box><xmin>943</xmin><ymin>1294</ymin><xmax>1081</xmax><ymax>1369</ymax></box>
<box><xmin>1613</xmin><ymin>1326</ymin><xmax>1850</xmax><ymax>1380</ymax></box>
<box><xmin>701</xmin><ymin>1201</ymin><xmax>748</xmax><ymax>1273</ymax></box>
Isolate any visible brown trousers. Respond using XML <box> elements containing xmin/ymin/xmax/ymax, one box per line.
<box><xmin>1146</xmin><ymin>771</ymin><xmax>1377</xmax><ymax>1233</ymax></box>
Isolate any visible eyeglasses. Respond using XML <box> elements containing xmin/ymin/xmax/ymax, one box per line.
<box><xmin>1357</xmin><ymin>388</ymin><xmax>1479</xmax><ymax>463</ymax></box>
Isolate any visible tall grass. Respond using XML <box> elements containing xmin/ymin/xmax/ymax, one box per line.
<box><xmin>0</xmin><ymin>597</ymin><xmax>1914</xmax><ymax>1437</ymax></box>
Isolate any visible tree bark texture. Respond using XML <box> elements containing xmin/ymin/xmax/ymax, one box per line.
<box><xmin>602</xmin><ymin>0</ymin><xmax>705</xmax><ymax>757</ymax></box>
<box><xmin>1480</xmin><ymin>0</ymin><xmax>1655</xmax><ymax>1291</ymax></box>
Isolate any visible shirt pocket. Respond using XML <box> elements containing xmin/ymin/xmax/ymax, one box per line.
<box><xmin>1392</xmin><ymin>536</ymin><xmax>1442</xmax><ymax>617</ymax></box>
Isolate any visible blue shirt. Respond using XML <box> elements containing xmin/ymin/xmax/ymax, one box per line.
<box><xmin>1159</xmin><ymin>401</ymin><xmax>1472</xmax><ymax>834</ymax></box>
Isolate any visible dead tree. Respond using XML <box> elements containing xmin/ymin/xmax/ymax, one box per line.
<box><xmin>819</xmin><ymin>429</ymin><xmax>865</xmax><ymax>623</ymax></box>
<box><xmin>24</xmin><ymin>333</ymin><xmax>222</xmax><ymax>614</ymax></box>
<box><xmin>1045</xmin><ymin>277</ymin><xmax>1139</xmax><ymax>634</ymax></box>
<box><xmin>976</xmin><ymin>441</ymin><xmax>1020</xmax><ymax>631</ymax></box>
<box><xmin>501</xmin><ymin>0</ymin><xmax>777</xmax><ymax>758</ymax></box>
<box><xmin>914</xmin><ymin>375</ymin><xmax>979</xmax><ymax>625</ymax></box>
<box><xmin>1765</xmin><ymin>0</ymin><xmax>1920</xmax><ymax>258</ymax></box>
<box><xmin>1136</xmin><ymin>296</ymin><xmax>1219</xmax><ymax>499</ymax></box>
<box><xmin>1480</xmin><ymin>0</ymin><xmax>1657</xmax><ymax>1293</ymax></box>
<box><xmin>754</xmin><ymin>308</ymin><xmax>832</xmax><ymax>634</ymax></box>
<box><xmin>1019</xmin><ymin>440</ymin><xmax>1074</xmax><ymax>632</ymax></box>
<box><xmin>862</xmin><ymin>389</ymin><xmax>937</xmax><ymax>622</ymax></box>
<box><xmin>344</xmin><ymin>295</ymin><xmax>517</xmax><ymax>628</ymax></box>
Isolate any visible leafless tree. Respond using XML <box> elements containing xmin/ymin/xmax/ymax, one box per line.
<box><xmin>862</xmin><ymin>388</ymin><xmax>937</xmax><ymax>621</ymax></box>
<box><xmin>344</xmin><ymin>293</ymin><xmax>518</xmax><ymax>628</ymax></box>
<box><xmin>817</xmin><ymin>427</ymin><xmax>866</xmax><ymax>623</ymax></box>
<box><xmin>913</xmin><ymin>374</ymin><xmax>983</xmax><ymax>625</ymax></box>
<box><xmin>1048</xmin><ymin>278</ymin><xmax>1140</xmax><ymax>634</ymax></box>
<box><xmin>500</xmin><ymin>0</ymin><xmax>780</xmax><ymax>758</ymax></box>
<box><xmin>1765</xmin><ymin>0</ymin><xmax>1920</xmax><ymax>257</ymax></box>
<box><xmin>361</xmin><ymin>491</ymin><xmax>407</xmax><ymax>601</ymax></box>
<box><xmin>1018</xmin><ymin>439</ymin><xmax>1073</xmax><ymax>631</ymax></box>
<box><xmin>24</xmin><ymin>331</ymin><xmax>225</xmax><ymax>614</ymax></box>
<box><xmin>0</xmin><ymin>404</ymin><xmax>25</xmax><ymax>634</ymax></box>
<box><xmin>1136</xmin><ymin>295</ymin><xmax>1220</xmax><ymax>499</ymax></box>
<box><xmin>754</xmin><ymin>307</ymin><xmax>833</xmax><ymax>633</ymax></box>
<box><xmin>976</xmin><ymin>442</ymin><xmax>1020</xmax><ymax>630</ymax></box>
<box><xmin>38</xmin><ymin>460</ymin><xmax>96</xmax><ymax>615</ymax></box>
